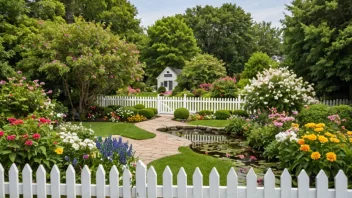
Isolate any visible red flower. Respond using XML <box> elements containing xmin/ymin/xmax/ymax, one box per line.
<box><xmin>12</xmin><ymin>120</ymin><xmax>24</xmax><ymax>125</ymax></box>
<box><xmin>22</xmin><ymin>134</ymin><xmax>28</xmax><ymax>139</ymax></box>
<box><xmin>53</xmin><ymin>141</ymin><xmax>58</xmax><ymax>145</ymax></box>
<box><xmin>32</xmin><ymin>133</ymin><xmax>41</xmax><ymax>139</ymax></box>
<box><xmin>0</xmin><ymin>131</ymin><xmax>4</xmax><ymax>137</ymax></box>
<box><xmin>39</xmin><ymin>118</ymin><xmax>51</xmax><ymax>124</ymax></box>
<box><xmin>31</xmin><ymin>115</ymin><xmax>36</xmax><ymax>119</ymax></box>
<box><xmin>7</xmin><ymin>135</ymin><xmax>16</xmax><ymax>141</ymax></box>
<box><xmin>25</xmin><ymin>140</ymin><xmax>33</xmax><ymax>146</ymax></box>
<box><xmin>7</xmin><ymin>118</ymin><xmax>16</xmax><ymax>123</ymax></box>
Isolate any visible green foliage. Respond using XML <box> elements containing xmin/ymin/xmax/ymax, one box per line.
<box><xmin>132</xmin><ymin>82</ymin><xmax>146</xmax><ymax>91</ymax></box>
<box><xmin>183</xmin><ymin>3</ymin><xmax>255</xmax><ymax>75</ymax></box>
<box><xmin>242</xmin><ymin>52</ymin><xmax>278</xmax><ymax>79</ymax></box>
<box><xmin>232</xmin><ymin>110</ymin><xmax>249</xmax><ymax>118</ymax></box>
<box><xmin>138</xmin><ymin>109</ymin><xmax>155</xmax><ymax>119</ymax></box>
<box><xmin>193</xmin><ymin>88</ymin><xmax>205</xmax><ymax>97</ymax></box>
<box><xmin>253</xmin><ymin>22</ymin><xmax>283</xmax><ymax>56</ymax></box>
<box><xmin>175</xmin><ymin>90</ymin><xmax>195</xmax><ymax>97</ymax></box>
<box><xmin>211</xmin><ymin>77</ymin><xmax>238</xmax><ymax>98</ymax></box>
<box><xmin>27</xmin><ymin>0</ymin><xmax>65</xmax><ymax>20</ymax></box>
<box><xmin>282</xmin><ymin>0</ymin><xmax>352</xmax><ymax>98</ymax></box>
<box><xmin>121</xmin><ymin>106</ymin><xmax>138</xmax><ymax>115</ymax></box>
<box><xmin>134</xmin><ymin>104</ymin><xmax>145</xmax><ymax>110</ymax></box>
<box><xmin>174</xmin><ymin>108</ymin><xmax>190</xmax><ymax>120</ymax></box>
<box><xmin>19</xmin><ymin>18</ymin><xmax>144</xmax><ymax>115</ymax></box>
<box><xmin>329</xmin><ymin>105</ymin><xmax>352</xmax><ymax>130</ymax></box>
<box><xmin>297</xmin><ymin>104</ymin><xmax>330</xmax><ymax>125</ymax></box>
<box><xmin>171</xmin><ymin>85</ymin><xmax>182</xmax><ymax>96</ymax></box>
<box><xmin>145</xmin><ymin>108</ymin><xmax>158</xmax><ymax>115</ymax></box>
<box><xmin>247</xmin><ymin>125</ymin><xmax>277</xmax><ymax>150</ymax></box>
<box><xmin>107</xmin><ymin>105</ymin><xmax>122</xmax><ymax>110</ymax></box>
<box><xmin>103</xmin><ymin>107</ymin><xmax>114</xmax><ymax>116</ymax></box>
<box><xmin>214</xmin><ymin>110</ymin><xmax>231</xmax><ymax>120</ymax></box>
<box><xmin>225</xmin><ymin>117</ymin><xmax>246</xmax><ymax>136</ymax></box>
<box><xmin>198</xmin><ymin>110</ymin><xmax>213</xmax><ymax>116</ymax></box>
<box><xmin>237</xmin><ymin>78</ymin><xmax>250</xmax><ymax>89</ymax></box>
<box><xmin>177</xmin><ymin>54</ymin><xmax>226</xmax><ymax>89</ymax></box>
<box><xmin>157</xmin><ymin>86</ymin><xmax>166</xmax><ymax>93</ymax></box>
<box><xmin>142</xmin><ymin>16</ymin><xmax>199</xmax><ymax>82</ymax></box>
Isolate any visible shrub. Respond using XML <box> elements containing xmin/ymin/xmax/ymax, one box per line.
<box><xmin>138</xmin><ymin>109</ymin><xmax>155</xmax><ymax>119</ymax></box>
<box><xmin>242</xmin><ymin>67</ymin><xmax>318</xmax><ymax>112</ymax></box>
<box><xmin>145</xmin><ymin>108</ymin><xmax>158</xmax><ymax>114</ymax></box>
<box><xmin>174</xmin><ymin>108</ymin><xmax>190</xmax><ymax>119</ymax></box>
<box><xmin>145</xmin><ymin>86</ymin><xmax>154</xmax><ymax>92</ymax></box>
<box><xmin>329</xmin><ymin>105</ymin><xmax>352</xmax><ymax>130</ymax></box>
<box><xmin>232</xmin><ymin>110</ymin><xmax>249</xmax><ymax>117</ymax></box>
<box><xmin>237</xmin><ymin>78</ymin><xmax>250</xmax><ymax>89</ymax></box>
<box><xmin>107</xmin><ymin>105</ymin><xmax>122</xmax><ymax>110</ymax></box>
<box><xmin>57</xmin><ymin>122</ymin><xmax>95</xmax><ymax>140</ymax></box>
<box><xmin>127</xmin><ymin>114</ymin><xmax>147</xmax><ymax>122</ymax></box>
<box><xmin>103</xmin><ymin>107</ymin><xmax>114</xmax><ymax>116</ymax></box>
<box><xmin>134</xmin><ymin>104</ymin><xmax>145</xmax><ymax>109</ymax></box>
<box><xmin>176</xmin><ymin>90</ymin><xmax>195</xmax><ymax>97</ymax></box>
<box><xmin>193</xmin><ymin>88</ymin><xmax>205</xmax><ymax>97</ymax></box>
<box><xmin>211</xmin><ymin>76</ymin><xmax>238</xmax><ymax>98</ymax></box>
<box><xmin>214</xmin><ymin>110</ymin><xmax>231</xmax><ymax>120</ymax></box>
<box><xmin>242</xmin><ymin>52</ymin><xmax>278</xmax><ymax>79</ymax></box>
<box><xmin>199</xmin><ymin>110</ymin><xmax>213</xmax><ymax>116</ymax></box>
<box><xmin>122</xmin><ymin>106</ymin><xmax>138</xmax><ymax>114</ymax></box>
<box><xmin>157</xmin><ymin>86</ymin><xmax>166</xmax><ymax>93</ymax></box>
<box><xmin>247</xmin><ymin>125</ymin><xmax>277</xmax><ymax>150</ymax></box>
<box><xmin>132</xmin><ymin>82</ymin><xmax>146</xmax><ymax>91</ymax></box>
<box><xmin>225</xmin><ymin>117</ymin><xmax>247</xmax><ymax>136</ymax></box>
<box><xmin>297</xmin><ymin>104</ymin><xmax>330</xmax><ymax>125</ymax></box>
<box><xmin>109</xmin><ymin>107</ymin><xmax>136</xmax><ymax>122</ymax></box>
<box><xmin>172</xmin><ymin>85</ymin><xmax>182</xmax><ymax>96</ymax></box>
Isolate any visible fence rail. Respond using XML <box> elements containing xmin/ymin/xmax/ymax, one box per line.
<box><xmin>1</xmin><ymin>161</ymin><xmax>351</xmax><ymax>198</ymax></box>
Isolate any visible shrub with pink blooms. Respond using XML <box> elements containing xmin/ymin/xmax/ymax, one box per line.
<box><xmin>210</xmin><ymin>76</ymin><xmax>238</xmax><ymax>98</ymax></box>
<box><xmin>0</xmin><ymin>72</ymin><xmax>57</xmax><ymax>127</ymax></box>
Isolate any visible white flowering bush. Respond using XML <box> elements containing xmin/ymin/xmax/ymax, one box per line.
<box><xmin>242</xmin><ymin>67</ymin><xmax>318</xmax><ymax>112</ymax></box>
<box><xmin>58</xmin><ymin>131</ymin><xmax>96</xmax><ymax>151</ymax></box>
<box><xmin>275</xmin><ymin>129</ymin><xmax>298</xmax><ymax>142</ymax></box>
<box><xmin>57</xmin><ymin>122</ymin><xmax>95</xmax><ymax>139</ymax></box>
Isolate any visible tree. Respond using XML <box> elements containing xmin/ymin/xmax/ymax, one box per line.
<box><xmin>242</xmin><ymin>52</ymin><xmax>278</xmax><ymax>79</ymax></box>
<box><xmin>19</xmin><ymin>18</ymin><xmax>144</xmax><ymax>116</ymax></box>
<box><xmin>177</xmin><ymin>54</ymin><xmax>226</xmax><ymax>89</ymax></box>
<box><xmin>27</xmin><ymin>0</ymin><xmax>65</xmax><ymax>20</ymax></box>
<box><xmin>183</xmin><ymin>3</ymin><xmax>255</xmax><ymax>75</ymax></box>
<box><xmin>282</xmin><ymin>0</ymin><xmax>352</xmax><ymax>99</ymax></box>
<box><xmin>142</xmin><ymin>16</ymin><xmax>199</xmax><ymax>84</ymax></box>
<box><xmin>253</xmin><ymin>21</ymin><xmax>283</xmax><ymax>57</ymax></box>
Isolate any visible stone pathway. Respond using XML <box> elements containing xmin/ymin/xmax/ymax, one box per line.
<box><xmin>112</xmin><ymin>115</ymin><xmax>192</xmax><ymax>164</ymax></box>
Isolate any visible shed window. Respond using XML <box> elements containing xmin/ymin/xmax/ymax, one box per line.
<box><xmin>164</xmin><ymin>74</ymin><xmax>172</xmax><ymax>77</ymax></box>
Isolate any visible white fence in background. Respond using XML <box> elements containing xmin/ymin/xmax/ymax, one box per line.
<box><xmin>321</xmin><ymin>99</ymin><xmax>351</xmax><ymax>106</ymax></box>
<box><xmin>97</xmin><ymin>95</ymin><xmax>245</xmax><ymax>114</ymax></box>
<box><xmin>1</xmin><ymin>161</ymin><xmax>351</xmax><ymax>198</ymax></box>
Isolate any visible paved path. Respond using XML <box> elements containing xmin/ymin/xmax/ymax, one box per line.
<box><xmin>113</xmin><ymin>115</ymin><xmax>192</xmax><ymax>164</ymax></box>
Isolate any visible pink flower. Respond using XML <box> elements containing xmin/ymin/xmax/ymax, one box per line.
<box><xmin>0</xmin><ymin>131</ymin><xmax>4</xmax><ymax>137</ymax></box>
<box><xmin>40</xmin><ymin>82</ymin><xmax>45</xmax><ymax>85</ymax></box>
<box><xmin>28</xmin><ymin>86</ymin><xmax>33</xmax><ymax>90</ymax></box>
<box><xmin>32</xmin><ymin>133</ymin><xmax>41</xmax><ymax>140</ymax></box>
<box><xmin>226</xmin><ymin>153</ymin><xmax>231</xmax><ymax>158</ymax></box>
<box><xmin>0</xmin><ymin>80</ymin><xmax>6</xmax><ymax>85</ymax></box>
<box><xmin>33</xmin><ymin>80</ymin><xmax>39</xmax><ymax>83</ymax></box>
<box><xmin>250</xmin><ymin>156</ymin><xmax>257</xmax><ymax>161</ymax></box>
<box><xmin>47</xmin><ymin>90</ymin><xmax>52</xmax><ymax>94</ymax></box>
<box><xmin>205</xmin><ymin>151</ymin><xmax>208</xmax><ymax>155</ymax></box>
<box><xmin>22</xmin><ymin>134</ymin><xmax>28</xmax><ymax>139</ymax></box>
<box><xmin>17</xmin><ymin>71</ymin><xmax>22</xmax><ymax>74</ymax></box>
<box><xmin>7</xmin><ymin>118</ymin><xmax>16</xmax><ymax>123</ymax></box>
<box><xmin>25</xmin><ymin>140</ymin><xmax>33</xmax><ymax>146</ymax></box>
<box><xmin>12</xmin><ymin>120</ymin><xmax>24</xmax><ymax>125</ymax></box>
<box><xmin>237</xmin><ymin>155</ymin><xmax>245</xmax><ymax>159</ymax></box>
<box><xmin>7</xmin><ymin>135</ymin><xmax>16</xmax><ymax>141</ymax></box>
<box><xmin>39</xmin><ymin>118</ymin><xmax>51</xmax><ymax>124</ymax></box>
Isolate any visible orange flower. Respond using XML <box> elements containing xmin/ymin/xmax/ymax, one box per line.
<box><xmin>300</xmin><ymin>144</ymin><xmax>310</xmax><ymax>152</ymax></box>
<box><xmin>326</xmin><ymin>152</ymin><xmax>337</xmax><ymax>162</ymax></box>
<box><xmin>311</xmin><ymin>152</ymin><xmax>321</xmax><ymax>160</ymax></box>
<box><xmin>306</xmin><ymin>134</ymin><xmax>317</xmax><ymax>141</ymax></box>
<box><xmin>297</xmin><ymin>139</ymin><xmax>305</xmax><ymax>145</ymax></box>
<box><xmin>318</xmin><ymin>135</ymin><xmax>328</xmax><ymax>143</ymax></box>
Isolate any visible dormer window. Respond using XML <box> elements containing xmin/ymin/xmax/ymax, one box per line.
<box><xmin>164</xmin><ymin>71</ymin><xmax>172</xmax><ymax>77</ymax></box>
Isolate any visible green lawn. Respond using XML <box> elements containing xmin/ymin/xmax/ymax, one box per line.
<box><xmin>188</xmin><ymin>120</ymin><xmax>231</xmax><ymax>127</ymax></box>
<box><xmin>148</xmin><ymin>147</ymin><xmax>235</xmax><ymax>185</ymax></box>
<box><xmin>73</xmin><ymin>122</ymin><xmax>156</xmax><ymax>140</ymax></box>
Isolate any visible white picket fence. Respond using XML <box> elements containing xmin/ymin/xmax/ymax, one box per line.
<box><xmin>97</xmin><ymin>95</ymin><xmax>245</xmax><ymax>114</ymax></box>
<box><xmin>321</xmin><ymin>99</ymin><xmax>351</xmax><ymax>106</ymax></box>
<box><xmin>1</xmin><ymin>161</ymin><xmax>351</xmax><ymax>198</ymax></box>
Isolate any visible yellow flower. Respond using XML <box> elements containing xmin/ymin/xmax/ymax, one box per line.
<box><xmin>326</xmin><ymin>152</ymin><xmax>337</xmax><ymax>162</ymax></box>
<box><xmin>347</xmin><ymin>131</ymin><xmax>352</xmax><ymax>136</ymax></box>
<box><xmin>329</xmin><ymin>137</ymin><xmax>340</xmax><ymax>143</ymax></box>
<box><xmin>316</xmin><ymin>123</ymin><xmax>325</xmax><ymax>128</ymax></box>
<box><xmin>297</xmin><ymin>139</ymin><xmax>305</xmax><ymax>145</ymax></box>
<box><xmin>306</xmin><ymin>134</ymin><xmax>317</xmax><ymax>141</ymax></box>
<box><xmin>311</xmin><ymin>152</ymin><xmax>321</xmax><ymax>160</ymax></box>
<box><xmin>305</xmin><ymin>123</ymin><xmax>316</xmax><ymax>128</ymax></box>
<box><xmin>318</xmin><ymin>135</ymin><xmax>328</xmax><ymax>143</ymax></box>
<box><xmin>300</xmin><ymin>144</ymin><xmax>310</xmax><ymax>152</ymax></box>
<box><xmin>349</xmin><ymin>138</ymin><xmax>352</xmax><ymax>143</ymax></box>
<box><xmin>325</xmin><ymin>132</ymin><xmax>336</xmax><ymax>138</ymax></box>
<box><xmin>292</xmin><ymin>123</ymin><xmax>299</xmax><ymax>128</ymax></box>
<box><xmin>55</xmin><ymin>147</ymin><xmax>63</xmax><ymax>155</ymax></box>
<box><xmin>314</xmin><ymin>127</ymin><xmax>324</xmax><ymax>132</ymax></box>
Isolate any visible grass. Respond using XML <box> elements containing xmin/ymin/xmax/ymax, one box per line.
<box><xmin>148</xmin><ymin>147</ymin><xmax>235</xmax><ymax>185</ymax></box>
<box><xmin>188</xmin><ymin>120</ymin><xmax>231</xmax><ymax>127</ymax></box>
<box><xmin>72</xmin><ymin>122</ymin><xmax>156</xmax><ymax>140</ymax></box>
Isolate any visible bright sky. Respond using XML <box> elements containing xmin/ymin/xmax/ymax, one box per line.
<box><xmin>130</xmin><ymin>0</ymin><xmax>292</xmax><ymax>28</ymax></box>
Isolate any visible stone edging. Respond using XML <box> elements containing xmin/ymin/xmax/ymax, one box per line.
<box><xmin>156</xmin><ymin>125</ymin><xmax>227</xmax><ymax>135</ymax></box>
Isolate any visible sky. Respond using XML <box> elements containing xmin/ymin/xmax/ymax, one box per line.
<box><xmin>129</xmin><ymin>0</ymin><xmax>292</xmax><ymax>28</ymax></box>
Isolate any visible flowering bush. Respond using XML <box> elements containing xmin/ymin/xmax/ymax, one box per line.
<box><xmin>0</xmin><ymin>73</ymin><xmax>56</xmax><ymax>127</ymax></box>
<box><xmin>57</xmin><ymin>122</ymin><xmax>95</xmax><ymax>141</ymax></box>
<box><xmin>108</xmin><ymin>107</ymin><xmax>135</xmax><ymax>122</ymax></box>
<box><xmin>127</xmin><ymin>114</ymin><xmax>147</xmax><ymax>122</ymax></box>
<box><xmin>268</xmin><ymin>107</ymin><xmax>296</xmax><ymax>128</ymax></box>
<box><xmin>0</xmin><ymin>117</ymin><xmax>63</xmax><ymax>171</ymax></box>
<box><xmin>242</xmin><ymin>67</ymin><xmax>318</xmax><ymax>112</ymax></box>
<box><xmin>211</xmin><ymin>76</ymin><xmax>238</xmax><ymax>98</ymax></box>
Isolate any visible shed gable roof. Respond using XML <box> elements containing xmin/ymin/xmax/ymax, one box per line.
<box><xmin>156</xmin><ymin>66</ymin><xmax>182</xmax><ymax>79</ymax></box>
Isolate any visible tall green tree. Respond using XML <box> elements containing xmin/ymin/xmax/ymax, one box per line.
<box><xmin>177</xmin><ymin>54</ymin><xmax>226</xmax><ymax>89</ymax></box>
<box><xmin>253</xmin><ymin>21</ymin><xmax>283</xmax><ymax>57</ymax></box>
<box><xmin>183</xmin><ymin>3</ymin><xmax>255</xmax><ymax>75</ymax></box>
<box><xmin>142</xmin><ymin>16</ymin><xmax>199</xmax><ymax>84</ymax></box>
<box><xmin>59</xmin><ymin>0</ymin><xmax>143</xmax><ymax>42</ymax></box>
<box><xmin>242</xmin><ymin>52</ymin><xmax>278</xmax><ymax>79</ymax></box>
<box><xmin>283</xmin><ymin>0</ymin><xmax>352</xmax><ymax>99</ymax></box>
<box><xmin>19</xmin><ymin>18</ymin><xmax>144</xmax><ymax>116</ymax></box>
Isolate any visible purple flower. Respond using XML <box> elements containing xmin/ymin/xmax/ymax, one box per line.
<box><xmin>83</xmin><ymin>154</ymin><xmax>89</xmax><ymax>159</ymax></box>
<box><xmin>22</xmin><ymin>77</ymin><xmax>26</xmax><ymax>80</ymax></box>
<box><xmin>40</xmin><ymin>82</ymin><xmax>45</xmax><ymax>85</ymax></box>
<box><xmin>72</xmin><ymin>158</ymin><xmax>78</xmax><ymax>166</ymax></box>
<box><xmin>33</xmin><ymin>80</ymin><xmax>39</xmax><ymax>83</ymax></box>
<box><xmin>0</xmin><ymin>80</ymin><xmax>6</xmax><ymax>85</ymax></box>
<box><xmin>17</xmin><ymin>71</ymin><xmax>22</xmax><ymax>74</ymax></box>
<box><xmin>47</xmin><ymin>90</ymin><xmax>52</xmax><ymax>94</ymax></box>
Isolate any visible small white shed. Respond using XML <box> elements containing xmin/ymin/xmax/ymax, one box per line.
<box><xmin>156</xmin><ymin>67</ymin><xmax>182</xmax><ymax>91</ymax></box>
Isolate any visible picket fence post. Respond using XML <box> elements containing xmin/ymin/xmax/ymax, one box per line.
<box><xmin>183</xmin><ymin>94</ymin><xmax>187</xmax><ymax>109</ymax></box>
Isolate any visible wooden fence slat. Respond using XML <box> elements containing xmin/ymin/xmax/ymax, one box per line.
<box><xmin>123</xmin><ymin>168</ymin><xmax>132</xmax><ymax>198</ymax></box>
<box><xmin>246</xmin><ymin>168</ymin><xmax>257</xmax><ymax>198</ymax></box>
<box><xmin>136</xmin><ymin>160</ymin><xmax>147</xmax><ymax>198</ymax></box>
<box><xmin>9</xmin><ymin>164</ymin><xmax>19</xmax><ymax>198</ymax></box>
<box><xmin>36</xmin><ymin>165</ymin><xmax>47</xmax><ymax>198</ymax></box>
<box><xmin>227</xmin><ymin>167</ymin><xmax>238</xmax><ymax>198</ymax></box>
<box><xmin>280</xmin><ymin>169</ymin><xmax>291</xmax><ymax>198</ymax></box>
<box><xmin>81</xmin><ymin>165</ymin><xmax>91</xmax><ymax>198</ymax></box>
<box><xmin>22</xmin><ymin>164</ymin><xmax>33</xmax><ymax>198</ymax></box>
<box><xmin>163</xmin><ymin>166</ymin><xmax>173</xmax><ymax>198</ymax></box>
<box><xmin>96</xmin><ymin>165</ymin><xmax>106</xmax><ymax>198</ymax></box>
<box><xmin>177</xmin><ymin>168</ymin><xmax>187</xmax><ymax>198</ymax></box>
<box><xmin>264</xmin><ymin>168</ymin><xmax>275</xmax><ymax>198</ymax></box>
<box><xmin>0</xmin><ymin>164</ymin><xmax>4</xmax><ymax>198</ymax></box>
<box><xmin>316</xmin><ymin>170</ymin><xmax>328</xmax><ymax>198</ymax></box>
<box><xmin>210</xmin><ymin>168</ymin><xmax>220</xmax><ymax>198</ymax></box>
<box><xmin>109</xmin><ymin>165</ymin><xmax>119</xmax><ymax>198</ymax></box>
<box><xmin>147</xmin><ymin>166</ymin><xmax>157</xmax><ymax>198</ymax></box>
<box><xmin>298</xmin><ymin>170</ymin><xmax>309</xmax><ymax>198</ymax></box>
<box><xmin>66</xmin><ymin>165</ymin><xmax>76</xmax><ymax>198</ymax></box>
<box><xmin>50</xmin><ymin>165</ymin><xmax>60</xmax><ymax>198</ymax></box>
<box><xmin>335</xmin><ymin>170</ymin><xmax>347</xmax><ymax>198</ymax></box>
<box><xmin>193</xmin><ymin>167</ymin><xmax>203</xmax><ymax>198</ymax></box>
